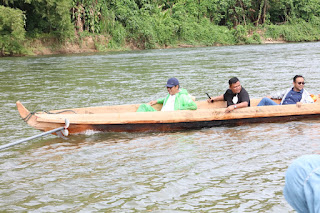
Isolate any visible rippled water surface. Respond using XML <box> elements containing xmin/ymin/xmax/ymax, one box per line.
<box><xmin>1</xmin><ymin>42</ymin><xmax>320</xmax><ymax>212</ymax></box>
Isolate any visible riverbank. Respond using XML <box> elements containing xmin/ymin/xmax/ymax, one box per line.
<box><xmin>26</xmin><ymin>34</ymin><xmax>286</xmax><ymax>56</ymax></box>
<box><xmin>8</xmin><ymin>20</ymin><xmax>320</xmax><ymax>57</ymax></box>
<box><xmin>2</xmin><ymin>0</ymin><xmax>320</xmax><ymax>57</ymax></box>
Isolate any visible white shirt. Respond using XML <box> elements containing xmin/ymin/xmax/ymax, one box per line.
<box><xmin>161</xmin><ymin>95</ymin><xmax>176</xmax><ymax>111</ymax></box>
<box><xmin>232</xmin><ymin>94</ymin><xmax>238</xmax><ymax>104</ymax></box>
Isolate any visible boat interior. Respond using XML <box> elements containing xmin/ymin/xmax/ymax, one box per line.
<box><xmin>41</xmin><ymin>98</ymin><xmax>283</xmax><ymax>114</ymax></box>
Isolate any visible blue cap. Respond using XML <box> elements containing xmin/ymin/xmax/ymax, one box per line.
<box><xmin>166</xmin><ymin>77</ymin><xmax>179</xmax><ymax>87</ymax></box>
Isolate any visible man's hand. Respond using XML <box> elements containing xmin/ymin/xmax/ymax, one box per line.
<box><xmin>207</xmin><ymin>98</ymin><xmax>214</xmax><ymax>103</ymax></box>
<box><xmin>148</xmin><ymin>100</ymin><xmax>157</xmax><ymax>106</ymax></box>
<box><xmin>225</xmin><ymin>105</ymin><xmax>235</xmax><ymax>113</ymax></box>
<box><xmin>296</xmin><ymin>102</ymin><xmax>302</xmax><ymax>108</ymax></box>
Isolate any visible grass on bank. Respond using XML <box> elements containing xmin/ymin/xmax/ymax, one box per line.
<box><xmin>4</xmin><ymin>18</ymin><xmax>320</xmax><ymax>56</ymax></box>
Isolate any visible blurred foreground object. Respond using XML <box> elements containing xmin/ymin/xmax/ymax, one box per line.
<box><xmin>283</xmin><ymin>154</ymin><xmax>320</xmax><ymax>213</ymax></box>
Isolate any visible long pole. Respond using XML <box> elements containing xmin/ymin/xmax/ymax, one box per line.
<box><xmin>0</xmin><ymin>119</ymin><xmax>69</xmax><ymax>151</ymax></box>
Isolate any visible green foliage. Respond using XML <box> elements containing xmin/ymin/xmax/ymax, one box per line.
<box><xmin>233</xmin><ymin>25</ymin><xmax>248</xmax><ymax>44</ymax></box>
<box><xmin>124</xmin><ymin>14</ymin><xmax>156</xmax><ymax>49</ymax></box>
<box><xmin>1</xmin><ymin>0</ymin><xmax>320</xmax><ymax>55</ymax></box>
<box><xmin>1</xmin><ymin>0</ymin><xmax>74</xmax><ymax>40</ymax></box>
<box><xmin>0</xmin><ymin>6</ymin><xmax>26</xmax><ymax>56</ymax></box>
<box><xmin>265</xmin><ymin>20</ymin><xmax>320</xmax><ymax>41</ymax></box>
<box><xmin>177</xmin><ymin>18</ymin><xmax>235</xmax><ymax>45</ymax></box>
<box><xmin>310</xmin><ymin>16</ymin><xmax>320</xmax><ymax>26</ymax></box>
<box><xmin>248</xmin><ymin>32</ymin><xmax>262</xmax><ymax>44</ymax></box>
<box><xmin>265</xmin><ymin>25</ymin><xmax>282</xmax><ymax>39</ymax></box>
<box><xmin>200</xmin><ymin>0</ymin><xmax>229</xmax><ymax>24</ymax></box>
<box><xmin>280</xmin><ymin>21</ymin><xmax>320</xmax><ymax>41</ymax></box>
<box><xmin>152</xmin><ymin>10</ymin><xmax>176</xmax><ymax>46</ymax></box>
<box><xmin>107</xmin><ymin>22</ymin><xmax>127</xmax><ymax>49</ymax></box>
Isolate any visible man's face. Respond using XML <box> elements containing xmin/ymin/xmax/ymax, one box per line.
<box><xmin>230</xmin><ymin>81</ymin><xmax>241</xmax><ymax>94</ymax></box>
<box><xmin>293</xmin><ymin>77</ymin><xmax>305</xmax><ymax>92</ymax></box>
<box><xmin>167</xmin><ymin>85</ymin><xmax>179</xmax><ymax>95</ymax></box>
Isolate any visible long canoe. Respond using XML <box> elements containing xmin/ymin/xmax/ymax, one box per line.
<box><xmin>16</xmin><ymin>99</ymin><xmax>320</xmax><ymax>134</ymax></box>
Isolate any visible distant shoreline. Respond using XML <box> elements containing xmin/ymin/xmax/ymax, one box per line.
<box><xmin>26</xmin><ymin>36</ymin><xmax>288</xmax><ymax>57</ymax></box>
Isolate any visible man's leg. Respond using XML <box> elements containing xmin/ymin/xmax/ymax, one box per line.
<box><xmin>257</xmin><ymin>97</ymin><xmax>279</xmax><ymax>106</ymax></box>
<box><xmin>136</xmin><ymin>104</ymin><xmax>157</xmax><ymax>112</ymax></box>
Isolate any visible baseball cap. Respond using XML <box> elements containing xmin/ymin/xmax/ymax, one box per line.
<box><xmin>166</xmin><ymin>77</ymin><xmax>179</xmax><ymax>87</ymax></box>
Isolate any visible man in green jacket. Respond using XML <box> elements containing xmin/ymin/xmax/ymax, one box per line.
<box><xmin>137</xmin><ymin>77</ymin><xmax>197</xmax><ymax>112</ymax></box>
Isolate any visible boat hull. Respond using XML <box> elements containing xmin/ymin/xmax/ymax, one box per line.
<box><xmin>16</xmin><ymin>100</ymin><xmax>320</xmax><ymax>135</ymax></box>
<box><xmin>66</xmin><ymin>113</ymin><xmax>320</xmax><ymax>133</ymax></box>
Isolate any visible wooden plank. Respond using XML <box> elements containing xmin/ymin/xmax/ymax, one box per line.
<box><xmin>40</xmin><ymin>98</ymin><xmax>281</xmax><ymax>115</ymax></box>
<box><xmin>35</xmin><ymin>103</ymin><xmax>320</xmax><ymax>124</ymax></box>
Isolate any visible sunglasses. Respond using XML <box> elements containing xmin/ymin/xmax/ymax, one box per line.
<box><xmin>297</xmin><ymin>82</ymin><xmax>305</xmax><ymax>85</ymax></box>
<box><xmin>167</xmin><ymin>85</ymin><xmax>177</xmax><ymax>89</ymax></box>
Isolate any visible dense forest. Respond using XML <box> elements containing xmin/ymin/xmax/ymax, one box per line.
<box><xmin>1</xmin><ymin>0</ymin><xmax>320</xmax><ymax>56</ymax></box>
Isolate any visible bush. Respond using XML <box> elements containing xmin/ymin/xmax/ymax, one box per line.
<box><xmin>0</xmin><ymin>6</ymin><xmax>26</xmax><ymax>56</ymax></box>
<box><xmin>265</xmin><ymin>21</ymin><xmax>320</xmax><ymax>42</ymax></box>
<box><xmin>265</xmin><ymin>25</ymin><xmax>282</xmax><ymax>39</ymax></box>
<box><xmin>252</xmin><ymin>32</ymin><xmax>262</xmax><ymax>43</ymax></box>
<box><xmin>281</xmin><ymin>22</ymin><xmax>320</xmax><ymax>41</ymax></box>
<box><xmin>108</xmin><ymin>22</ymin><xmax>127</xmax><ymax>49</ymax></box>
<box><xmin>152</xmin><ymin>11</ymin><xmax>176</xmax><ymax>46</ymax></box>
<box><xmin>233</xmin><ymin>25</ymin><xmax>248</xmax><ymax>44</ymax></box>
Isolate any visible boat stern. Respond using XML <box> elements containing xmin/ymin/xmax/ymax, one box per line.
<box><xmin>16</xmin><ymin>101</ymin><xmax>30</xmax><ymax>119</ymax></box>
<box><xmin>16</xmin><ymin>101</ymin><xmax>46</xmax><ymax>131</ymax></box>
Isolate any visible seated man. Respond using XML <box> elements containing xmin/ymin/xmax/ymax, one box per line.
<box><xmin>207</xmin><ymin>77</ymin><xmax>250</xmax><ymax>113</ymax></box>
<box><xmin>137</xmin><ymin>77</ymin><xmax>197</xmax><ymax>112</ymax></box>
<box><xmin>257</xmin><ymin>75</ymin><xmax>314</xmax><ymax>107</ymax></box>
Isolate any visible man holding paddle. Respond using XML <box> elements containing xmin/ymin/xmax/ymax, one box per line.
<box><xmin>207</xmin><ymin>77</ymin><xmax>250</xmax><ymax>113</ymax></box>
<box><xmin>137</xmin><ymin>77</ymin><xmax>197</xmax><ymax>112</ymax></box>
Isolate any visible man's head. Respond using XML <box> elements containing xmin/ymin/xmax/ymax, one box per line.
<box><xmin>293</xmin><ymin>75</ymin><xmax>305</xmax><ymax>92</ymax></box>
<box><xmin>229</xmin><ymin>77</ymin><xmax>241</xmax><ymax>94</ymax></box>
<box><xmin>166</xmin><ymin>77</ymin><xmax>180</xmax><ymax>95</ymax></box>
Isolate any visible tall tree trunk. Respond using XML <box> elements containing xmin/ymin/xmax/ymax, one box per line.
<box><xmin>75</xmin><ymin>4</ymin><xmax>84</xmax><ymax>33</ymax></box>
<box><xmin>256</xmin><ymin>0</ymin><xmax>267</xmax><ymax>26</ymax></box>
<box><xmin>238</xmin><ymin>0</ymin><xmax>247</xmax><ymax>25</ymax></box>
<box><xmin>263</xmin><ymin>0</ymin><xmax>267</xmax><ymax>24</ymax></box>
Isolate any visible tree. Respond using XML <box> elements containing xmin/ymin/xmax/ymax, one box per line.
<box><xmin>0</xmin><ymin>6</ymin><xmax>26</xmax><ymax>55</ymax></box>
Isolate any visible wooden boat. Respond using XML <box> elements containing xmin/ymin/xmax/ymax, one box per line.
<box><xmin>16</xmin><ymin>99</ymin><xmax>320</xmax><ymax>135</ymax></box>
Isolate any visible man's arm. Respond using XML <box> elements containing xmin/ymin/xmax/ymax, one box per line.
<box><xmin>148</xmin><ymin>97</ymin><xmax>165</xmax><ymax>106</ymax></box>
<box><xmin>270</xmin><ymin>89</ymin><xmax>288</xmax><ymax>99</ymax></box>
<box><xmin>207</xmin><ymin>94</ymin><xmax>224</xmax><ymax>103</ymax></box>
<box><xmin>180</xmin><ymin>94</ymin><xmax>197</xmax><ymax>110</ymax></box>
<box><xmin>148</xmin><ymin>100</ymin><xmax>157</xmax><ymax>106</ymax></box>
<box><xmin>296</xmin><ymin>90</ymin><xmax>315</xmax><ymax>107</ymax></box>
<box><xmin>225</xmin><ymin>101</ymin><xmax>248</xmax><ymax>113</ymax></box>
<box><xmin>301</xmin><ymin>90</ymin><xmax>314</xmax><ymax>104</ymax></box>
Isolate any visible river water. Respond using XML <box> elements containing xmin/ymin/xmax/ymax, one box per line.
<box><xmin>1</xmin><ymin>42</ymin><xmax>320</xmax><ymax>212</ymax></box>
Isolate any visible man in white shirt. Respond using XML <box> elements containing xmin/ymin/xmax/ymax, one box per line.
<box><xmin>137</xmin><ymin>77</ymin><xmax>197</xmax><ymax>112</ymax></box>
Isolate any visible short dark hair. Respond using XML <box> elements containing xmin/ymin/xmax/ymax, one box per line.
<box><xmin>293</xmin><ymin>75</ymin><xmax>304</xmax><ymax>82</ymax></box>
<box><xmin>229</xmin><ymin>77</ymin><xmax>239</xmax><ymax>86</ymax></box>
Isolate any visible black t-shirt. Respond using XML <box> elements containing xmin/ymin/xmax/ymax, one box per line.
<box><xmin>223</xmin><ymin>87</ymin><xmax>250</xmax><ymax>107</ymax></box>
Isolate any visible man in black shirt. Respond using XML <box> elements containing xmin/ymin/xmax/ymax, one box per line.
<box><xmin>207</xmin><ymin>77</ymin><xmax>250</xmax><ymax>113</ymax></box>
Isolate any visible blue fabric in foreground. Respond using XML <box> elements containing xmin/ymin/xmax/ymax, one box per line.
<box><xmin>283</xmin><ymin>154</ymin><xmax>320</xmax><ymax>213</ymax></box>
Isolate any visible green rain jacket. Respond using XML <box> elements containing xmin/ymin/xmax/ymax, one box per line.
<box><xmin>156</xmin><ymin>88</ymin><xmax>197</xmax><ymax>110</ymax></box>
<box><xmin>137</xmin><ymin>88</ymin><xmax>197</xmax><ymax>112</ymax></box>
